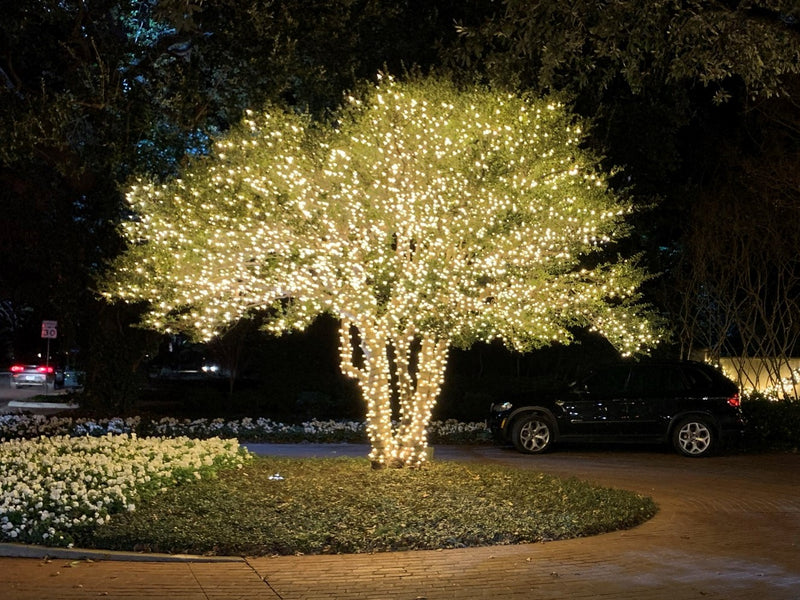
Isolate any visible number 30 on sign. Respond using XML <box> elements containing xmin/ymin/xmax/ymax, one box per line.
<box><xmin>41</xmin><ymin>320</ymin><xmax>58</xmax><ymax>339</ymax></box>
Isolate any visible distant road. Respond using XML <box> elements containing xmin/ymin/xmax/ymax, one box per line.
<box><xmin>0</xmin><ymin>373</ymin><xmax>71</xmax><ymax>413</ymax></box>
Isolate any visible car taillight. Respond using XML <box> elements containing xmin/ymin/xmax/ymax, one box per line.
<box><xmin>727</xmin><ymin>393</ymin><xmax>741</xmax><ymax>408</ymax></box>
<box><xmin>10</xmin><ymin>365</ymin><xmax>25</xmax><ymax>373</ymax></box>
<box><xmin>36</xmin><ymin>366</ymin><xmax>54</xmax><ymax>374</ymax></box>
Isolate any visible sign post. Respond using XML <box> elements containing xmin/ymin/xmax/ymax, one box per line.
<box><xmin>41</xmin><ymin>321</ymin><xmax>57</xmax><ymax>396</ymax></box>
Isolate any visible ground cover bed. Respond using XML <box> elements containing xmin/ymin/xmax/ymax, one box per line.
<box><xmin>84</xmin><ymin>456</ymin><xmax>657</xmax><ymax>556</ymax></box>
<box><xmin>0</xmin><ymin>428</ymin><xmax>657</xmax><ymax>556</ymax></box>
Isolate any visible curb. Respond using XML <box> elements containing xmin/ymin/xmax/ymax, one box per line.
<box><xmin>6</xmin><ymin>401</ymin><xmax>79</xmax><ymax>410</ymax></box>
<box><xmin>0</xmin><ymin>543</ymin><xmax>244</xmax><ymax>563</ymax></box>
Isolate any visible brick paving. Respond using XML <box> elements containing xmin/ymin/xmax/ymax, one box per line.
<box><xmin>1</xmin><ymin>446</ymin><xmax>799</xmax><ymax>599</ymax></box>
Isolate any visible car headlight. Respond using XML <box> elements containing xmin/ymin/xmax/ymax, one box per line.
<box><xmin>492</xmin><ymin>401</ymin><xmax>513</xmax><ymax>412</ymax></box>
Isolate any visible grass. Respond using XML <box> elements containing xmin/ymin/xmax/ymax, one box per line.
<box><xmin>79</xmin><ymin>456</ymin><xmax>657</xmax><ymax>556</ymax></box>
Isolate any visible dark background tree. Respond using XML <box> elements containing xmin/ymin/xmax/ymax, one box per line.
<box><xmin>670</xmin><ymin>80</ymin><xmax>800</xmax><ymax>397</ymax></box>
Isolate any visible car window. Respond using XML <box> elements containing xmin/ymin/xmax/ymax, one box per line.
<box><xmin>681</xmin><ymin>365</ymin><xmax>716</xmax><ymax>391</ymax></box>
<box><xmin>582</xmin><ymin>366</ymin><xmax>630</xmax><ymax>394</ymax></box>
<box><xmin>627</xmin><ymin>366</ymin><xmax>686</xmax><ymax>395</ymax></box>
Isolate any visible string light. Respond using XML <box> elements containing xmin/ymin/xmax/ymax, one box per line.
<box><xmin>103</xmin><ymin>76</ymin><xmax>660</xmax><ymax>468</ymax></box>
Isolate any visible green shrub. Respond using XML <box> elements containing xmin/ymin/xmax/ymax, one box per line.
<box><xmin>741</xmin><ymin>394</ymin><xmax>800</xmax><ymax>451</ymax></box>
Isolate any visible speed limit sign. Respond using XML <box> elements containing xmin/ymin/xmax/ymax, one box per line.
<box><xmin>41</xmin><ymin>320</ymin><xmax>58</xmax><ymax>339</ymax></box>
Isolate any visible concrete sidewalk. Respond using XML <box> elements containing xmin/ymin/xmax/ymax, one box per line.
<box><xmin>1</xmin><ymin>446</ymin><xmax>799</xmax><ymax>599</ymax></box>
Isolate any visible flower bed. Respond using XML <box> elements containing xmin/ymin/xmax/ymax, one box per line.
<box><xmin>0</xmin><ymin>434</ymin><xmax>250</xmax><ymax>547</ymax></box>
<box><xmin>0</xmin><ymin>415</ymin><xmax>489</xmax><ymax>550</ymax></box>
<box><xmin>0</xmin><ymin>414</ymin><xmax>492</xmax><ymax>445</ymax></box>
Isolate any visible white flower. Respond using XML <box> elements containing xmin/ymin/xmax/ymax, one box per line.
<box><xmin>0</xmin><ymin>434</ymin><xmax>251</xmax><ymax>546</ymax></box>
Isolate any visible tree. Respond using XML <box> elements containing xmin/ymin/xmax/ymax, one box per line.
<box><xmin>103</xmin><ymin>76</ymin><xmax>660</xmax><ymax>467</ymax></box>
<box><xmin>670</xmin><ymin>86</ymin><xmax>800</xmax><ymax>399</ymax></box>
<box><xmin>450</xmin><ymin>0</ymin><xmax>800</xmax><ymax>102</ymax></box>
<box><xmin>673</xmin><ymin>190</ymin><xmax>800</xmax><ymax>398</ymax></box>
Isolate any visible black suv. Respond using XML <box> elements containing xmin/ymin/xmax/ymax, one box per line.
<box><xmin>489</xmin><ymin>360</ymin><xmax>745</xmax><ymax>457</ymax></box>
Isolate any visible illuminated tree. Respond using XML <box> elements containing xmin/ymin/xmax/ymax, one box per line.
<box><xmin>104</xmin><ymin>76</ymin><xmax>660</xmax><ymax>467</ymax></box>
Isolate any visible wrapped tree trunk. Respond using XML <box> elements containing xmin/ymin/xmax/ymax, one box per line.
<box><xmin>339</xmin><ymin>320</ymin><xmax>449</xmax><ymax>468</ymax></box>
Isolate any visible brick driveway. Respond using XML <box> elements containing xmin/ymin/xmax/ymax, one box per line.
<box><xmin>2</xmin><ymin>445</ymin><xmax>799</xmax><ymax>599</ymax></box>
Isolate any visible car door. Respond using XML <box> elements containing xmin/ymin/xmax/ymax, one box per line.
<box><xmin>621</xmin><ymin>364</ymin><xmax>686</xmax><ymax>437</ymax></box>
<box><xmin>558</xmin><ymin>365</ymin><xmax>630</xmax><ymax>436</ymax></box>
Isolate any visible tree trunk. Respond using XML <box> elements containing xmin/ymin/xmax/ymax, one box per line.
<box><xmin>339</xmin><ymin>320</ymin><xmax>449</xmax><ymax>468</ymax></box>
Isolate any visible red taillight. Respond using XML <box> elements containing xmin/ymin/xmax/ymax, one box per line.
<box><xmin>36</xmin><ymin>366</ymin><xmax>54</xmax><ymax>374</ymax></box>
<box><xmin>727</xmin><ymin>393</ymin><xmax>741</xmax><ymax>408</ymax></box>
<box><xmin>10</xmin><ymin>365</ymin><xmax>25</xmax><ymax>373</ymax></box>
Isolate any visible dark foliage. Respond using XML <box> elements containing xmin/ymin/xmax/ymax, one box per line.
<box><xmin>82</xmin><ymin>457</ymin><xmax>657</xmax><ymax>556</ymax></box>
<box><xmin>742</xmin><ymin>397</ymin><xmax>800</xmax><ymax>451</ymax></box>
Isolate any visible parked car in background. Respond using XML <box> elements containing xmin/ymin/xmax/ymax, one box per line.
<box><xmin>10</xmin><ymin>363</ymin><xmax>63</xmax><ymax>389</ymax></box>
<box><xmin>489</xmin><ymin>360</ymin><xmax>745</xmax><ymax>457</ymax></box>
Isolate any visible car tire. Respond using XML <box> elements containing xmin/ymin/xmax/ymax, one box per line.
<box><xmin>672</xmin><ymin>416</ymin><xmax>716</xmax><ymax>457</ymax></box>
<box><xmin>512</xmin><ymin>413</ymin><xmax>554</xmax><ymax>454</ymax></box>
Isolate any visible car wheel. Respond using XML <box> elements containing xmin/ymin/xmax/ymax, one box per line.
<box><xmin>512</xmin><ymin>414</ymin><xmax>554</xmax><ymax>454</ymax></box>
<box><xmin>673</xmin><ymin>417</ymin><xmax>716</xmax><ymax>457</ymax></box>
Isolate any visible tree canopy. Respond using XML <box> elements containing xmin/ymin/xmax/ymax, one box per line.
<box><xmin>451</xmin><ymin>0</ymin><xmax>800</xmax><ymax>102</ymax></box>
